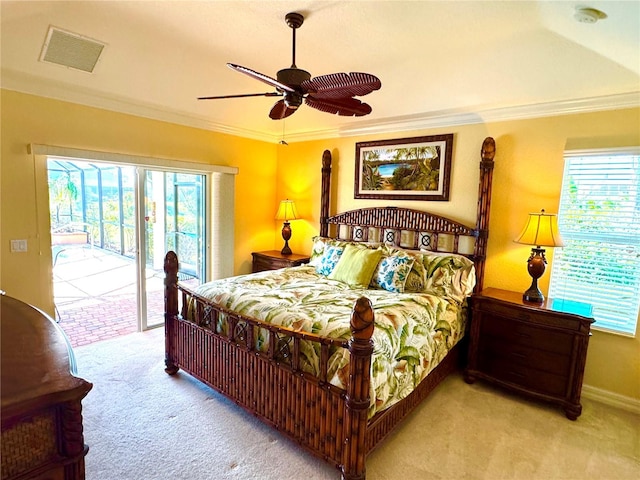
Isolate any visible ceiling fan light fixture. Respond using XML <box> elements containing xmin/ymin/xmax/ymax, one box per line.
<box><xmin>284</xmin><ymin>92</ymin><xmax>303</xmax><ymax>109</ymax></box>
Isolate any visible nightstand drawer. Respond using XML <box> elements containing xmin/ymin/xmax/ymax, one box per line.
<box><xmin>252</xmin><ymin>251</ymin><xmax>310</xmax><ymax>273</ymax></box>
<box><xmin>479</xmin><ymin>314</ymin><xmax>573</xmax><ymax>355</ymax></box>
<box><xmin>479</xmin><ymin>337</ymin><xmax>571</xmax><ymax>376</ymax></box>
<box><xmin>254</xmin><ymin>256</ymin><xmax>289</xmax><ymax>271</ymax></box>
<box><xmin>478</xmin><ymin>300</ymin><xmax>582</xmax><ymax>331</ymax></box>
<box><xmin>479</xmin><ymin>356</ymin><xmax>568</xmax><ymax>397</ymax></box>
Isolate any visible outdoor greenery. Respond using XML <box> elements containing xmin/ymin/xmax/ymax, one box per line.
<box><xmin>47</xmin><ymin>162</ymin><xmax>203</xmax><ymax>270</ymax></box>
<box><xmin>549</xmin><ymin>154</ymin><xmax>640</xmax><ymax>335</ymax></box>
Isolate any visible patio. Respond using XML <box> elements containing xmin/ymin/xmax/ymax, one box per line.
<box><xmin>53</xmin><ymin>245</ymin><xmax>166</xmax><ymax>347</ymax></box>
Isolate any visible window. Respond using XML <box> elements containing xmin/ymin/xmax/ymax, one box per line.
<box><xmin>549</xmin><ymin>149</ymin><xmax>640</xmax><ymax>336</ymax></box>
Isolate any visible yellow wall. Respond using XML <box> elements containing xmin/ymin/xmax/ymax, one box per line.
<box><xmin>276</xmin><ymin>108</ymin><xmax>640</xmax><ymax>401</ymax></box>
<box><xmin>2</xmin><ymin>88</ymin><xmax>638</xmax><ymax>402</ymax></box>
<box><xmin>1</xmin><ymin>90</ymin><xmax>278</xmax><ymax>313</ymax></box>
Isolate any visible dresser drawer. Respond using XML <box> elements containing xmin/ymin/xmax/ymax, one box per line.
<box><xmin>478</xmin><ymin>313</ymin><xmax>573</xmax><ymax>355</ymax></box>
<box><xmin>479</xmin><ymin>355</ymin><xmax>569</xmax><ymax>397</ymax></box>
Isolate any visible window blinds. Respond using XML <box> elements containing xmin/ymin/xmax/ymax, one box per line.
<box><xmin>549</xmin><ymin>152</ymin><xmax>640</xmax><ymax>336</ymax></box>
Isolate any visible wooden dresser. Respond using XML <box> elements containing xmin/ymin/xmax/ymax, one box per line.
<box><xmin>251</xmin><ymin>250</ymin><xmax>310</xmax><ymax>273</ymax></box>
<box><xmin>1</xmin><ymin>295</ymin><xmax>93</xmax><ymax>480</ymax></box>
<box><xmin>464</xmin><ymin>288</ymin><xmax>593</xmax><ymax>420</ymax></box>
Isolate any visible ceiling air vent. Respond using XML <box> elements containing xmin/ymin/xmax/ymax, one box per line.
<box><xmin>40</xmin><ymin>26</ymin><xmax>106</xmax><ymax>73</ymax></box>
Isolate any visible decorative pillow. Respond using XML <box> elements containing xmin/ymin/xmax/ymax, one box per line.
<box><xmin>309</xmin><ymin>237</ymin><xmax>338</xmax><ymax>266</ymax></box>
<box><xmin>309</xmin><ymin>236</ymin><xmax>379</xmax><ymax>267</ymax></box>
<box><xmin>421</xmin><ymin>252</ymin><xmax>476</xmax><ymax>303</ymax></box>
<box><xmin>315</xmin><ymin>244</ymin><xmax>345</xmax><ymax>276</ymax></box>
<box><xmin>371</xmin><ymin>251</ymin><xmax>415</xmax><ymax>293</ymax></box>
<box><xmin>404</xmin><ymin>260</ymin><xmax>427</xmax><ymax>293</ymax></box>
<box><xmin>377</xmin><ymin>245</ymin><xmax>426</xmax><ymax>293</ymax></box>
<box><xmin>308</xmin><ymin>236</ymin><xmax>325</xmax><ymax>266</ymax></box>
<box><xmin>328</xmin><ymin>244</ymin><xmax>383</xmax><ymax>288</ymax></box>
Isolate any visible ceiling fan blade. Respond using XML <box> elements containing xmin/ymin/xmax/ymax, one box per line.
<box><xmin>305</xmin><ymin>96</ymin><xmax>372</xmax><ymax>117</ymax></box>
<box><xmin>198</xmin><ymin>92</ymin><xmax>281</xmax><ymax>100</ymax></box>
<box><xmin>269</xmin><ymin>99</ymin><xmax>297</xmax><ymax>120</ymax></box>
<box><xmin>227</xmin><ymin>63</ymin><xmax>295</xmax><ymax>93</ymax></box>
<box><xmin>301</xmin><ymin>72</ymin><xmax>381</xmax><ymax>99</ymax></box>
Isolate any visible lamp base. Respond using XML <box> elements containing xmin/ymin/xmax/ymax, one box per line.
<box><xmin>523</xmin><ymin>247</ymin><xmax>547</xmax><ymax>303</ymax></box>
<box><xmin>281</xmin><ymin>243</ymin><xmax>292</xmax><ymax>256</ymax></box>
<box><xmin>523</xmin><ymin>285</ymin><xmax>544</xmax><ymax>303</ymax></box>
<box><xmin>281</xmin><ymin>221</ymin><xmax>292</xmax><ymax>256</ymax></box>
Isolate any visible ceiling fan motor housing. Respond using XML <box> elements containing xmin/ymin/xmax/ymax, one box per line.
<box><xmin>277</xmin><ymin>67</ymin><xmax>310</xmax><ymax>109</ymax></box>
<box><xmin>277</xmin><ymin>67</ymin><xmax>311</xmax><ymax>88</ymax></box>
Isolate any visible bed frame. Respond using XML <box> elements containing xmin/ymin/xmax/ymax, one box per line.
<box><xmin>164</xmin><ymin>137</ymin><xmax>496</xmax><ymax>480</ymax></box>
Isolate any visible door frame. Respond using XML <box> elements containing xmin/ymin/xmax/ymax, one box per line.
<box><xmin>33</xmin><ymin>144</ymin><xmax>236</xmax><ymax>330</ymax></box>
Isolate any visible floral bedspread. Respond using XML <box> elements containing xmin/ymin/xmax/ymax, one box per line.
<box><xmin>193</xmin><ymin>265</ymin><xmax>467</xmax><ymax>417</ymax></box>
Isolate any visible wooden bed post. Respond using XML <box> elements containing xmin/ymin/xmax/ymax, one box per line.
<box><xmin>342</xmin><ymin>296</ymin><xmax>375</xmax><ymax>480</ymax></box>
<box><xmin>164</xmin><ymin>251</ymin><xmax>179</xmax><ymax>375</ymax></box>
<box><xmin>473</xmin><ymin>137</ymin><xmax>496</xmax><ymax>293</ymax></box>
<box><xmin>320</xmin><ymin>149</ymin><xmax>332</xmax><ymax>238</ymax></box>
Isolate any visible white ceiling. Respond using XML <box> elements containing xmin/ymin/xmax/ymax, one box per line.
<box><xmin>2</xmin><ymin>1</ymin><xmax>639</xmax><ymax>143</ymax></box>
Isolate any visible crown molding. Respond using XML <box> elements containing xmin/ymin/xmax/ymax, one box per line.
<box><xmin>0</xmin><ymin>68</ymin><xmax>275</xmax><ymax>143</ymax></box>
<box><xmin>329</xmin><ymin>92</ymin><xmax>640</xmax><ymax>140</ymax></box>
<box><xmin>2</xmin><ymin>69</ymin><xmax>638</xmax><ymax>144</ymax></box>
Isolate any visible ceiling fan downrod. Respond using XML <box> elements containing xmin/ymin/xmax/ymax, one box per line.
<box><xmin>285</xmin><ymin>12</ymin><xmax>304</xmax><ymax>68</ymax></box>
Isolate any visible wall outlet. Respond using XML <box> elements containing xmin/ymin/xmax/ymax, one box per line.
<box><xmin>10</xmin><ymin>239</ymin><xmax>28</xmax><ymax>252</ymax></box>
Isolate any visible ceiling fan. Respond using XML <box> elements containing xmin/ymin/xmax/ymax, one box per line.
<box><xmin>198</xmin><ymin>12</ymin><xmax>381</xmax><ymax>120</ymax></box>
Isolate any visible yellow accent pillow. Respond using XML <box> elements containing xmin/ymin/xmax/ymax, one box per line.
<box><xmin>328</xmin><ymin>244</ymin><xmax>383</xmax><ymax>288</ymax></box>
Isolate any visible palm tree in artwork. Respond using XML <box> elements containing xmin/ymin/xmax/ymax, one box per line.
<box><xmin>389</xmin><ymin>146</ymin><xmax>441</xmax><ymax>191</ymax></box>
<box><xmin>362</xmin><ymin>149</ymin><xmax>384</xmax><ymax>190</ymax></box>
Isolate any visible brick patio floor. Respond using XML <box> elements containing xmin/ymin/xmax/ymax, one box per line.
<box><xmin>53</xmin><ymin>246</ymin><xmax>166</xmax><ymax>348</ymax></box>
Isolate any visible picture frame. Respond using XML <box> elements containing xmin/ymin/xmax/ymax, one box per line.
<box><xmin>354</xmin><ymin>134</ymin><xmax>453</xmax><ymax>201</ymax></box>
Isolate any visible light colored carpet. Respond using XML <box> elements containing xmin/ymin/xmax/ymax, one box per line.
<box><xmin>75</xmin><ymin>328</ymin><xmax>639</xmax><ymax>480</ymax></box>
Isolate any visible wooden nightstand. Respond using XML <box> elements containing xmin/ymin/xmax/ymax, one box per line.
<box><xmin>251</xmin><ymin>250</ymin><xmax>310</xmax><ymax>273</ymax></box>
<box><xmin>464</xmin><ymin>287</ymin><xmax>594</xmax><ymax>420</ymax></box>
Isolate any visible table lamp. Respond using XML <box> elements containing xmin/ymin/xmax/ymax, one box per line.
<box><xmin>514</xmin><ymin>209</ymin><xmax>564</xmax><ymax>303</ymax></box>
<box><xmin>275</xmin><ymin>199</ymin><xmax>299</xmax><ymax>255</ymax></box>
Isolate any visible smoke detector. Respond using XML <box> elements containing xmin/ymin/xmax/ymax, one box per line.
<box><xmin>573</xmin><ymin>6</ymin><xmax>607</xmax><ymax>24</ymax></box>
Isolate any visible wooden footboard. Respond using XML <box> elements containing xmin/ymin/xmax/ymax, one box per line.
<box><xmin>164</xmin><ymin>251</ymin><xmax>374</xmax><ymax>479</ymax></box>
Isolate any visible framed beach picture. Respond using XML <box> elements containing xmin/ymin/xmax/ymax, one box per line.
<box><xmin>354</xmin><ymin>134</ymin><xmax>453</xmax><ymax>201</ymax></box>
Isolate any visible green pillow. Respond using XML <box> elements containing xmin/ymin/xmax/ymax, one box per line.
<box><xmin>329</xmin><ymin>244</ymin><xmax>383</xmax><ymax>288</ymax></box>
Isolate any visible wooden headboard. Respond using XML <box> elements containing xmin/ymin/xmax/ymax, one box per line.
<box><xmin>319</xmin><ymin>137</ymin><xmax>495</xmax><ymax>292</ymax></box>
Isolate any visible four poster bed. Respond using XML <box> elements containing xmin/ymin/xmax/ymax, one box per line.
<box><xmin>163</xmin><ymin>137</ymin><xmax>496</xmax><ymax>480</ymax></box>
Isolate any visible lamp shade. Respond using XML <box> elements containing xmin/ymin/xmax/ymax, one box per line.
<box><xmin>514</xmin><ymin>209</ymin><xmax>564</xmax><ymax>248</ymax></box>
<box><xmin>275</xmin><ymin>199</ymin><xmax>299</xmax><ymax>222</ymax></box>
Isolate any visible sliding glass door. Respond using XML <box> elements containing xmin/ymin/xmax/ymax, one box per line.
<box><xmin>139</xmin><ymin>169</ymin><xmax>207</xmax><ymax>329</ymax></box>
<box><xmin>48</xmin><ymin>158</ymin><xmax>208</xmax><ymax>342</ymax></box>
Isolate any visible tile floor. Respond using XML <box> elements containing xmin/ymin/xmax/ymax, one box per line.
<box><xmin>53</xmin><ymin>246</ymin><xmax>166</xmax><ymax>347</ymax></box>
